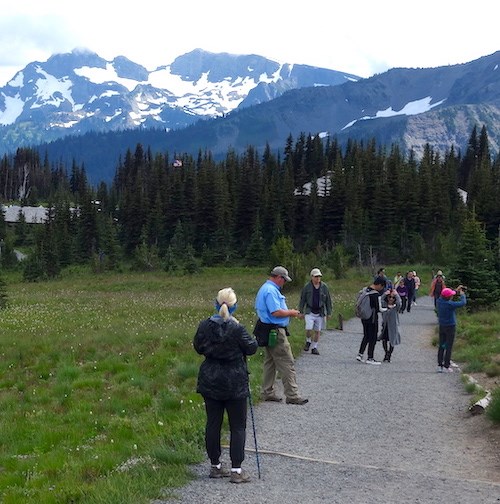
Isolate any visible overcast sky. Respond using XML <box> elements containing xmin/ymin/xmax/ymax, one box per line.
<box><xmin>0</xmin><ymin>0</ymin><xmax>498</xmax><ymax>87</ymax></box>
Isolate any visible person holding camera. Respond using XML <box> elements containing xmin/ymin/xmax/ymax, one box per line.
<box><xmin>436</xmin><ymin>285</ymin><xmax>467</xmax><ymax>373</ymax></box>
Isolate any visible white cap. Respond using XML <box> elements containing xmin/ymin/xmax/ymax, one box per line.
<box><xmin>310</xmin><ymin>268</ymin><xmax>322</xmax><ymax>277</ymax></box>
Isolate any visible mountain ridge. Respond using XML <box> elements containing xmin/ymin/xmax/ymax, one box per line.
<box><xmin>1</xmin><ymin>48</ymin><xmax>499</xmax><ymax>183</ymax></box>
<box><xmin>0</xmin><ymin>48</ymin><xmax>358</xmax><ymax>145</ymax></box>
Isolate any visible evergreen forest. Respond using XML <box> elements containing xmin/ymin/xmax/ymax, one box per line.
<box><xmin>1</xmin><ymin>125</ymin><xmax>500</xmax><ymax>306</ymax></box>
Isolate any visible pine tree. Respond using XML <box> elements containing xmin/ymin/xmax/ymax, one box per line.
<box><xmin>14</xmin><ymin>209</ymin><xmax>28</xmax><ymax>246</ymax></box>
<box><xmin>245</xmin><ymin>215</ymin><xmax>266</xmax><ymax>266</ymax></box>
<box><xmin>450</xmin><ymin>212</ymin><xmax>500</xmax><ymax>311</ymax></box>
<box><xmin>0</xmin><ymin>275</ymin><xmax>7</xmax><ymax>309</ymax></box>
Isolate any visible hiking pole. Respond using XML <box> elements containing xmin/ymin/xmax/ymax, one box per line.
<box><xmin>248</xmin><ymin>385</ymin><xmax>261</xmax><ymax>479</ymax></box>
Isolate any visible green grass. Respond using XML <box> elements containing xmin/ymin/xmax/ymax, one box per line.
<box><xmin>486</xmin><ymin>388</ymin><xmax>500</xmax><ymax>423</ymax></box>
<box><xmin>454</xmin><ymin>310</ymin><xmax>500</xmax><ymax>376</ymax></box>
<box><xmin>435</xmin><ymin>288</ymin><xmax>500</xmax><ymax>420</ymax></box>
<box><xmin>0</xmin><ymin>263</ymin><xmax>497</xmax><ymax>502</ymax></box>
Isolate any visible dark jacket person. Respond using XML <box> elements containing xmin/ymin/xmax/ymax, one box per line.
<box><xmin>194</xmin><ymin>287</ymin><xmax>257</xmax><ymax>483</ymax></box>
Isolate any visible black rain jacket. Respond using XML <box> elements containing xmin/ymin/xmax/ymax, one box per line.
<box><xmin>194</xmin><ymin>316</ymin><xmax>258</xmax><ymax>401</ymax></box>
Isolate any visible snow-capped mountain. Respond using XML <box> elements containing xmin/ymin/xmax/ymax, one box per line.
<box><xmin>2</xmin><ymin>48</ymin><xmax>499</xmax><ymax>184</ymax></box>
<box><xmin>0</xmin><ymin>48</ymin><xmax>359</xmax><ymax>153</ymax></box>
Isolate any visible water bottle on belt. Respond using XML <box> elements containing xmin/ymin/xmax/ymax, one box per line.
<box><xmin>268</xmin><ymin>328</ymin><xmax>278</xmax><ymax>347</ymax></box>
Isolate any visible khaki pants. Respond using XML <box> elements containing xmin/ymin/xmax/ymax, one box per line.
<box><xmin>262</xmin><ymin>328</ymin><xmax>300</xmax><ymax>400</ymax></box>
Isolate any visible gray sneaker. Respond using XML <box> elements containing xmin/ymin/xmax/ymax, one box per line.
<box><xmin>365</xmin><ymin>358</ymin><xmax>381</xmax><ymax>365</ymax></box>
<box><xmin>230</xmin><ymin>470</ymin><xmax>251</xmax><ymax>483</ymax></box>
<box><xmin>209</xmin><ymin>464</ymin><xmax>231</xmax><ymax>478</ymax></box>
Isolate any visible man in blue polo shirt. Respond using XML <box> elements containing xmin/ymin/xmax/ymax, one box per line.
<box><xmin>255</xmin><ymin>266</ymin><xmax>308</xmax><ymax>405</ymax></box>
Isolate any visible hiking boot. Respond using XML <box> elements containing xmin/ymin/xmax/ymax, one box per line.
<box><xmin>365</xmin><ymin>358</ymin><xmax>381</xmax><ymax>365</ymax></box>
<box><xmin>304</xmin><ymin>341</ymin><xmax>311</xmax><ymax>351</ymax></box>
<box><xmin>209</xmin><ymin>464</ymin><xmax>231</xmax><ymax>478</ymax></box>
<box><xmin>286</xmin><ymin>397</ymin><xmax>309</xmax><ymax>405</ymax></box>
<box><xmin>230</xmin><ymin>470</ymin><xmax>251</xmax><ymax>483</ymax></box>
<box><xmin>311</xmin><ymin>348</ymin><xmax>320</xmax><ymax>355</ymax></box>
<box><xmin>261</xmin><ymin>394</ymin><xmax>282</xmax><ymax>402</ymax></box>
<box><xmin>356</xmin><ymin>353</ymin><xmax>364</xmax><ymax>362</ymax></box>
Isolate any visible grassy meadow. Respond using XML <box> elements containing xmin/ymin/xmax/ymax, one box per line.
<box><xmin>0</xmin><ymin>264</ymin><xmax>498</xmax><ymax>502</ymax></box>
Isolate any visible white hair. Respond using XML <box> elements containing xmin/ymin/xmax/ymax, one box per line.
<box><xmin>217</xmin><ymin>287</ymin><xmax>237</xmax><ymax>320</ymax></box>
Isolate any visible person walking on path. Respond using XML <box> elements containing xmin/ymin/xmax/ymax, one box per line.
<box><xmin>356</xmin><ymin>276</ymin><xmax>387</xmax><ymax>365</ymax></box>
<box><xmin>430</xmin><ymin>270</ymin><xmax>446</xmax><ymax>308</ymax></box>
<box><xmin>379</xmin><ymin>289</ymin><xmax>402</xmax><ymax>362</ymax></box>
<box><xmin>393</xmin><ymin>271</ymin><xmax>403</xmax><ymax>287</ymax></box>
<box><xmin>375</xmin><ymin>267</ymin><xmax>392</xmax><ymax>289</ymax></box>
<box><xmin>255</xmin><ymin>266</ymin><xmax>308</xmax><ymax>405</ymax></box>
<box><xmin>413</xmin><ymin>271</ymin><xmax>421</xmax><ymax>305</ymax></box>
<box><xmin>436</xmin><ymin>285</ymin><xmax>467</xmax><ymax>373</ymax></box>
<box><xmin>193</xmin><ymin>287</ymin><xmax>258</xmax><ymax>483</ymax></box>
<box><xmin>299</xmin><ymin>268</ymin><xmax>333</xmax><ymax>356</ymax></box>
<box><xmin>403</xmin><ymin>271</ymin><xmax>416</xmax><ymax>313</ymax></box>
<box><xmin>396</xmin><ymin>278</ymin><xmax>408</xmax><ymax>313</ymax></box>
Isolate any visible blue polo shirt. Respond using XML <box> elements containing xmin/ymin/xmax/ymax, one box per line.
<box><xmin>255</xmin><ymin>280</ymin><xmax>289</xmax><ymax>327</ymax></box>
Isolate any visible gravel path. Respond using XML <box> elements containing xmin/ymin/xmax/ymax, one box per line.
<box><xmin>161</xmin><ymin>296</ymin><xmax>500</xmax><ymax>503</ymax></box>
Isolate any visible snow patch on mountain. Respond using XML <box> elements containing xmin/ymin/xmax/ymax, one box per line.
<box><xmin>75</xmin><ymin>63</ymin><xmax>145</xmax><ymax>92</ymax></box>
<box><xmin>342</xmin><ymin>96</ymin><xmax>446</xmax><ymax>130</ymax></box>
<box><xmin>0</xmin><ymin>95</ymin><xmax>24</xmax><ymax>125</ymax></box>
<box><xmin>32</xmin><ymin>68</ymin><xmax>75</xmax><ymax>109</ymax></box>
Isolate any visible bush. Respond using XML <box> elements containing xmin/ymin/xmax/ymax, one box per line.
<box><xmin>485</xmin><ymin>362</ymin><xmax>500</xmax><ymax>378</ymax></box>
<box><xmin>486</xmin><ymin>388</ymin><xmax>500</xmax><ymax>424</ymax></box>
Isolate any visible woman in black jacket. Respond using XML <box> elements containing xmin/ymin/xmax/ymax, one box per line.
<box><xmin>194</xmin><ymin>287</ymin><xmax>258</xmax><ymax>483</ymax></box>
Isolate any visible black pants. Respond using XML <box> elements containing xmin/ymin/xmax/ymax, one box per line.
<box><xmin>438</xmin><ymin>325</ymin><xmax>456</xmax><ymax>368</ymax></box>
<box><xmin>359</xmin><ymin>319</ymin><xmax>378</xmax><ymax>359</ymax></box>
<box><xmin>382</xmin><ymin>339</ymin><xmax>394</xmax><ymax>360</ymax></box>
<box><xmin>399</xmin><ymin>297</ymin><xmax>407</xmax><ymax>313</ymax></box>
<box><xmin>204</xmin><ymin>397</ymin><xmax>247</xmax><ymax>468</ymax></box>
<box><xmin>406</xmin><ymin>291</ymin><xmax>414</xmax><ymax>312</ymax></box>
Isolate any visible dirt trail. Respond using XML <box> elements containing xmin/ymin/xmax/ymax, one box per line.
<box><xmin>162</xmin><ymin>296</ymin><xmax>500</xmax><ymax>504</ymax></box>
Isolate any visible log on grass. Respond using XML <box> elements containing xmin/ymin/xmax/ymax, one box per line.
<box><xmin>469</xmin><ymin>391</ymin><xmax>492</xmax><ymax>415</ymax></box>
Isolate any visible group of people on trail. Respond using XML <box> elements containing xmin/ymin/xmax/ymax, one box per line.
<box><xmin>193</xmin><ymin>265</ymin><xmax>331</xmax><ymax>483</ymax></box>
<box><xmin>193</xmin><ymin>265</ymin><xmax>466</xmax><ymax>483</ymax></box>
<box><xmin>393</xmin><ymin>270</ymin><xmax>421</xmax><ymax>313</ymax></box>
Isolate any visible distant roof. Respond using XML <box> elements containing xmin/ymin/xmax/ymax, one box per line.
<box><xmin>2</xmin><ymin>205</ymin><xmax>48</xmax><ymax>223</ymax></box>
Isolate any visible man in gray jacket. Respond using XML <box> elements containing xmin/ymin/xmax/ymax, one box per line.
<box><xmin>299</xmin><ymin>268</ymin><xmax>333</xmax><ymax>355</ymax></box>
